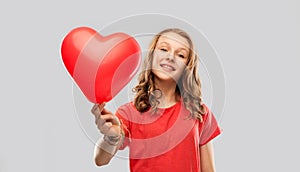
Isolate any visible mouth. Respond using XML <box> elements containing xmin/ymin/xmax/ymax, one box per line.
<box><xmin>160</xmin><ymin>64</ymin><xmax>175</xmax><ymax>71</ymax></box>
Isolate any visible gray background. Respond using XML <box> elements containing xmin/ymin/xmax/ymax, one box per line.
<box><xmin>0</xmin><ymin>0</ymin><xmax>299</xmax><ymax>171</ymax></box>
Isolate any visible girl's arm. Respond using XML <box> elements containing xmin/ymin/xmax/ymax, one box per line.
<box><xmin>94</xmin><ymin>144</ymin><xmax>115</xmax><ymax>166</ymax></box>
<box><xmin>200</xmin><ymin>141</ymin><xmax>216</xmax><ymax>172</ymax></box>
<box><xmin>94</xmin><ymin>136</ymin><xmax>122</xmax><ymax>166</ymax></box>
<box><xmin>91</xmin><ymin>103</ymin><xmax>123</xmax><ymax>166</ymax></box>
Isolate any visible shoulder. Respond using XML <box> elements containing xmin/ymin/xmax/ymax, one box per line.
<box><xmin>200</xmin><ymin>103</ymin><xmax>213</xmax><ymax>121</ymax></box>
<box><xmin>202</xmin><ymin>103</ymin><xmax>210</xmax><ymax>113</ymax></box>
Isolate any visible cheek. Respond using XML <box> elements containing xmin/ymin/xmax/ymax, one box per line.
<box><xmin>153</xmin><ymin>50</ymin><xmax>168</xmax><ymax>62</ymax></box>
<box><xmin>152</xmin><ymin>53</ymin><xmax>160</xmax><ymax>68</ymax></box>
<box><xmin>178</xmin><ymin>61</ymin><xmax>188</xmax><ymax>72</ymax></box>
<box><xmin>151</xmin><ymin>57</ymin><xmax>156</xmax><ymax>69</ymax></box>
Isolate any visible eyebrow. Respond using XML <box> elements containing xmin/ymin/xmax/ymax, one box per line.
<box><xmin>158</xmin><ymin>42</ymin><xmax>189</xmax><ymax>52</ymax></box>
<box><xmin>158</xmin><ymin>41</ymin><xmax>169</xmax><ymax>45</ymax></box>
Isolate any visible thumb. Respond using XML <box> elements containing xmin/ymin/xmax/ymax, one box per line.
<box><xmin>102</xmin><ymin>108</ymin><xmax>120</xmax><ymax>126</ymax></box>
<box><xmin>101</xmin><ymin>108</ymin><xmax>112</xmax><ymax>115</ymax></box>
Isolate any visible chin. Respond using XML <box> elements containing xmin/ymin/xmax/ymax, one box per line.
<box><xmin>154</xmin><ymin>71</ymin><xmax>178</xmax><ymax>82</ymax></box>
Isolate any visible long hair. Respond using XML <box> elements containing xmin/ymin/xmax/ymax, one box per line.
<box><xmin>133</xmin><ymin>28</ymin><xmax>206</xmax><ymax>121</ymax></box>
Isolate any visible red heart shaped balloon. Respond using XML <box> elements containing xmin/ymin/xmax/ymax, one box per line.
<box><xmin>61</xmin><ymin>27</ymin><xmax>141</xmax><ymax>103</ymax></box>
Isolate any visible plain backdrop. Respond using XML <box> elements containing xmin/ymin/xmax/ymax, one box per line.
<box><xmin>0</xmin><ymin>0</ymin><xmax>299</xmax><ymax>171</ymax></box>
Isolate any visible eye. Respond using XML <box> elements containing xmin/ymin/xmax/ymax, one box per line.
<box><xmin>178</xmin><ymin>54</ymin><xmax>186</xmax><ymax>58</ymax></box>
<box><xmin>160</xmin><ymin>48</ymin><xmax>168</xmax><ymax>52</ymax></box>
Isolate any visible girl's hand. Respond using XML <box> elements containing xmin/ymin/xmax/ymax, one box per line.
<box><xmin>91</xmin><ymin>103</ymin><xmax>121</xmax><ymax>137</ymax></box>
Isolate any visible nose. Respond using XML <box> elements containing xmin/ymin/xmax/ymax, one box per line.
<box><xmin>165</xmin><ymin>51</ymin><xmax>176</xmax><ymax>62</ymax></box>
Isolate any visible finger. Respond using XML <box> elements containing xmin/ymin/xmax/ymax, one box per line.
<box><xmin>91</xmin><ymin>104</ymin><xmax>98</xmax><ymax>113</ymax></box>
<box><xmin>98</xmin><ymin>102</ymin><xmax>106</xmax><ymax>112</ymax></box>
<box><xmin>94</xmin><ymin>104</ymin><xmax>107</xmax><ymax>124</ymax></box>
<box><xmin>96</xmin><ymin>114</ymin><xmax>113</xmax><ymax>126</ymax></box>
<box><xmin>91</xmin><ymin>102</ymin><xmax>106</xmax><ymax>113</ymax></box>
<box><xmin>99</xmin><ymin>121</ymin><xmax>113</xmax><ymax>134</ymax></box>
<box><xmin>100</xmin><ymin>113</ymin><xmax>120</xmax><ymax>126</ymax></box>
<box><xmin>99</xmin><ymin>114</ymin><xmax>115</xmax><ymax>121</ymax></box>
<box><xmin>95</xmin><ymin>115</ymin><xmax>103</xmax><ymax>125</ymax></box>
<box><xmin>96</xmin><ymin>116</ymin><xmax>105</xmax><ymax>128</ymax></box>
<box><xmin>101</xmin><ymin>108</ymin><xmax>112</xmax><ymax>115</ymax></box>
<box><xmin>102</xmin><ymin>108</ymin><xmax>120</xmax><ymax>125</ymax></box>
<box><xmin>103</xmin><ymin>122</ymin><xmax>112</xmax><ymax>129</ymax></box>
<box><xmin>110</xmin><ymin>115</ymin><xmax>120</xmax><ymax>126</ymax></box>
<box><xmin>99</xmin><ymin>102</ymin><xmax>106</xmax><ymax>111</ymax></box>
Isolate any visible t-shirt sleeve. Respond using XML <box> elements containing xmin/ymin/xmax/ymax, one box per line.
<box><xmin>199</xmin><ymin>104</ymin><xmax>222</xmax><ymax>146</ymax></box>
<box><xmin>115</xmin><ymin>105</ymin><xmax>131</xmax><ymax>150</ymax></box>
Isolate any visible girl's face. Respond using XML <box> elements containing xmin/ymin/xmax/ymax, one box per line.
<box><xmin>152</xmin><ymin>32</ymin><xmax>190</xmax><ymax>82</ymax></box>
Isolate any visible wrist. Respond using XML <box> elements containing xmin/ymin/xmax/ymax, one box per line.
<box><xmin>104</xmin><ymin>135</ymin><xmax>121</xmax><ymax>146</ymax></box>
<box><xmin>103</xmin><ymin>123</ymin><xmax>124</xmax><ymax>146</ymax></box>
<box><xmin>97</xmin><ymin>137</ymin><xmax>118</xmax><ymax>155</ymax></box>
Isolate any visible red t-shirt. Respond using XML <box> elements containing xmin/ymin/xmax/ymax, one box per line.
<box><xmin>116</xmin><ymin>101</ymin><xmax>222</xmax><ymax>172</ymax></box>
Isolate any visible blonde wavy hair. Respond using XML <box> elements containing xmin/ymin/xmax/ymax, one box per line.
<box><xmin>133</xmin><ymin>28</ymin><xmax>206</xmax><ymax>121</ymax></box>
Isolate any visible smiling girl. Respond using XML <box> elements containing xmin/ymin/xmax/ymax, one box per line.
<box><xmin>91</xmin><ymin>28</ymin><xmax>222</xmax><ymax>172</ymax></box>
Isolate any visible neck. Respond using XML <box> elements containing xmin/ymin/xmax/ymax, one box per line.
<box><xmin>154</xmin><ymin>78</ymin><xmax>179</xmax><ymax>108</ymax></box>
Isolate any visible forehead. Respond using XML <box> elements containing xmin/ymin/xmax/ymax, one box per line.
<box><xmin>157</xmin><ymin>32</ymin><xmax>190</xmax><ymax>50</ymax></box>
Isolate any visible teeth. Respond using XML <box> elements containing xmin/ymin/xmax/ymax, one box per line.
<box><xmin>161</xmin><ymin>64</ymin><xmax>174</xmax><ymax>71</ymax></box>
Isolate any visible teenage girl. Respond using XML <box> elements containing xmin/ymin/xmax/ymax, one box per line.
<box><xmin>91</xmin><ymin>28</ymin><xmax>222</xmax><ymax>172</ymax></box>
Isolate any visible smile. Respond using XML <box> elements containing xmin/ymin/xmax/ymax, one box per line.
<box><xmin>160</xmin><ymin>64</ymin><xmax>175</xmax><ymax>71</ymax></box>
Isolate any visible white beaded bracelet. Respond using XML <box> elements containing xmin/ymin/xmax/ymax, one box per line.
<box><xmin>104</xmin><ymin>135</ymin><xmax>122</xmax><ymax>146</ymax></box>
